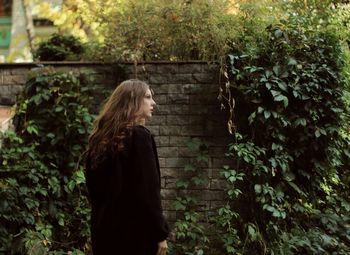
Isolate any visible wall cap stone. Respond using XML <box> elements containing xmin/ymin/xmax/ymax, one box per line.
<box><xmin>0</xmin><ymin>60</ymin><xmax>219</xmax><ymax>67</ymax></box>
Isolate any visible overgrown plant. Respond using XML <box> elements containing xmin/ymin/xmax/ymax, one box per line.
<box><xmin>170</xmin><ymin>138</ymin><xmax>210</xmax><ymax>255</ymax></box>
<box><xmin>0</xmin><ymin>67</ymin><xmax>96</xmax><ymax>254</ymax></box>
<box><xmin>219</xmin><ymin>12</ymin><xmax>350</xmax><ymax>254</ymax></box>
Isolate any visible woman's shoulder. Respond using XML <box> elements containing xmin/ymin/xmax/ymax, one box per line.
<box><xmin>132</xmin><ymin>125</ymin><xmax>152</xmax><ymax>136</ymax></box>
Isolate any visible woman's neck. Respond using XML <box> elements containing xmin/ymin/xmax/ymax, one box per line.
<box><xmin>135</xmin><ymin>118</ymin><xmax>146</xmax><ymax>126</ymax></box>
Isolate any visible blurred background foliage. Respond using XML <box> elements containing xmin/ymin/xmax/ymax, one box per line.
<box><xmin>31</xmin><ymin>0</ymin><xmax>350</xmax><ymax>62</ymax></box>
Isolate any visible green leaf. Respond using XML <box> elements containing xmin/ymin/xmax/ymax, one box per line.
<box><xmin>287</xmin><ymin>181</ymin><xmax>306</xmax><ymax>197</ymax></box>
<box><xmin>277</xmin><ymin>81</ymin><xmax>288</xmax><ymax>92</ymax></box>
<box><xmin>254</xmin><ymin>184</ymin><xmax>262</xmax><ymax>193</ymax></box>
<box><xmin>264</xmin><ymin>110</ymin><xmax>271</xmax><ymax>119</ymax></box>
<box><xmin>184</xmin><ymin>164</ymin><xmax>196</xmax><ymax>172</ymax></box>
<box><xmin>176</xmin><ymin>180</ymin><xmax>189</xmax><ymax>189</ymax></box>
<box><xmin>288</xmin><ymin>57</ymin><xmax>297</xmax><ymax>65</ymax></box>
<box><xmin>274</xmin><ymin>95</ymin><xmax>289</xmax><ymax>107</ymax></box>
<box><xmin>54</xmin><ymin>106</ymin><xmax>64</xmax><ymax>112</ymax></box>
<box><xmin>273</xmin><ymin>65</ymin><xmax>281</xmax><ymax>76</ymax></box>
<box><xmin>271</xmin><ymin>90</ymin><xmax>280</xmax><ymax>97</ymax></box>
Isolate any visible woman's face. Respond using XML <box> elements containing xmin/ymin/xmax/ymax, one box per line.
<box><xmin>138</xmin><ymin>88</ymin><xmax>156</xmax><ymax>120</ymax></box>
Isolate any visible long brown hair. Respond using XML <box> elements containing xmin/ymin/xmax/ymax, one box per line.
<box><xmin>86</xmin><ymin>79</ymin><xmax>149</xmax><ymax>170</ymax></box>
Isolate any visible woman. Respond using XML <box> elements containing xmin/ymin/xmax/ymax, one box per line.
<box><xmin>84</xmin><ymin>79</ymin><xmax>169</xmax><ymax>255</ymax></box>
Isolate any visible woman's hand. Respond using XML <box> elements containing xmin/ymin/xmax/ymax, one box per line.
<box><xmin>157</xmin><ymin>240</ymin><xmax>168</xmax><ymax>255</ymax></box>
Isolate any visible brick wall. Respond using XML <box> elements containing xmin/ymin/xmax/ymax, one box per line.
<box><xmin>0</xmin><ymin>62</ymin><xmax>232</xmax><ymax>221</ymax></box>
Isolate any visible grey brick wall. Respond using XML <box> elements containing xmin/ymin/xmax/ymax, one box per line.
<box><xmin>0</xmin><ymin>62</ymin><xmax>231</xmax><ymax>221</ymax></box>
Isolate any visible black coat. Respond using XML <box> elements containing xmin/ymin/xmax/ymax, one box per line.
<box><xmin>85</xmin><ymin>125</ymin><xmax>169</xmax><ymax>255</ymax></box>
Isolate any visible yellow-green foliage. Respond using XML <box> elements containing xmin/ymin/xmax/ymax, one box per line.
<box><xmin>33</xmin><ymin>0</ymin><xmax>308</xmax><ymax>62</ymax></box>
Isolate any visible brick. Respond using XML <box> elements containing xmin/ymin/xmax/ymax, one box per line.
<box><xmin>212</xmin><ymin>157</ymin><xmax>233</xmax><ymax>168</ymax></box>
<box><xmin>169</xmin><ymin>136</ymin><xmax>190</xmax><ymax>146</ymax></box>
<box><xmin>179</xmin><ymin>189</ymin><xmax>224</xmax><ymax>201</ymax></box>
<box><xmin>145</xmin><ymin>125</ymin><xmax>159</xmax><ymax>135</ymax></box>
<box><xmin>163</xmin><ymin>210</ymin><xmax>177</xmax><ymax>221</ymax></box>
<box><xmin>183</xmin><ymin>83</ymin><xmax>203</xmax><ymax>94</ymax></box>
<box><xmin>156</xmin><ymin>64</ymin><xmax>179</xmax><ymax>74</ymax></box>
<box><xmin>164</xmin><ymin>177</ymin><xmax>178</xmax><ymax>188</ymax></box>
<box><xmin>3</xmin><ymin>75</ymin><xmax>27</xmax><ymax>85</ymax></box>
<box><xmin>157</xmin><ymin>105</ymin><xmax>190</xmax><ymax>115</ymax></box>
<box><xmin>154</xmin><ymin>84</ymin><xmax>169</xmax><ymax>94</ymax></box>
<box><xmin>161</xmin><ymin>188</ymin><xmax>177</xmax><ymax>199</ymax></box>
<box><xmin>166</xmin><ymin>115</ymin><xmax>190</xmax><ymax>125</ymax></box>
<box><xmin>153</xmin><ymin>136</ymin><xmax>170</xmax><ymax>146</ymax></box>
<box><xmin>159</xmin><ymin>157</ymin><xmax>166</xmax><ymax>168</ymax></box>
<box><xmin>10</xmin><ymin>68</ymin><xmax>29</xmax><ymax>75</ymax></box>
<box><xmin>165</xmin><ymin>157</ymin><xmax>190</xmax><ymax>168</ymax></box>
<box><xmin>171</xmin><ymin>74</ymin><xmax>196</xmax><ymax>84</ymax></box>
<box><xmin>177</xmin><ymin>146</ymin><xmax>201</xmax><ymax>157</ymax></box>
<box><xmin>209</xmin><ymin>200</ymin><xmax>226</xmax><ymax>211</ymax></box>
<box><xmin>193</xmin><ymin>72</ymin><xmax>216</xmax><ymax>84</ymax></box>
<box><xmin>131</xmin><ymin>64</ymin><xmax>154</xmax><ymax>75</ymax></box>
<box><xmin>210</xmin><ymin>179</ymin><xmax>229</xmax><ymax>190</ymax></box>
<box><xmin>141</xmin><ymin>64</ymin><xmax>158</xmax><ymax>73</ymax></box>
<box><xmin>202</xmin><ymin>64</ymin><xmax>220</xmax><ymax>74</ymax></box>
<box><xmin>161</xmin><ymin>178</ymin><xmax>166</xmax><ymax>188</ymax></box>
<box><xmin>149</xmin><ymin>74</ymin><xmax>171</xmax><ymax>84</ymax></box>
<box><xmin>159</xmin><ymin>125</ymin><xmax>182</xmax><ymax>135</ymax></box>
<box><xmin>206</xmin><ymin>136</ymin><xmax>231</xmax><ymax>147</ymax></box>
<box><xmin>209</xmin><ymin>146</ymin><xmax>228</xmax><ymax>157</ymax></box>
<box><xmin>162</xmin><ymin>199</ymin><xmax>176</xmax><ymax>211</ymax></box>
<box><xmin>153</xmin><ymin>94</ymin><xmax>167</xmax><ymax>104</ymax></box>
<box><xmin>180</xmin><ymin>125</ymin><xmax>204</xmax><ymax>136</ymax></box>
<box><xmin>211</xmin><ymin>168</ymin><xmax>225</xmax><ymax>178</ymax></box>
<box><xmin>189</xmin><ymin>93</ymin><xmax>216</xmax><ymax>105</ymax></box>
<box><xmin>161</xmin><ymin>168</ymin><xmax>180</xmax><ymax>178</ymax></box>
<box><xmin>167</xmin><ymin>94</ymin><xmax>189</xmax><ymax>104</ymax></box>
<box><xmin>157</xmin><ymin>147</ymin><xmax>179</xmax><ymax>157</ymax></box>
<box><xmin>0</xmin><ymin>69</ymin><xmax>11</xmax><ymax>75</ymax></box>
<box><xmin>189</xmin><ymin>104</ymin><xmax>214</xmax><ymax>114</ymax></box>
<box><xmin>147</xmin><ymin>115</ymin><xmax>166</xmax><ymax>125</ymax></box>
<box><xmin>178</xmin><ymin>64</ymin><xmax>202</xmax><ymax>73</ymax></box>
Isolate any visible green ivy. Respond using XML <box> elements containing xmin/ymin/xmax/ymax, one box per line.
<box><xmin>219</xmin><ymin>14</ymin><xmax>350</xmax><ymax>254</ymax></box>
<box><xmin>0</xmin><ymin>67</ymin><xmax>96</xmax><ymax>254</ymax></box>
<box><xmin>170</xmin><ymin>138</ymin><xmax>210</xmax><ymax>255</ymax></box>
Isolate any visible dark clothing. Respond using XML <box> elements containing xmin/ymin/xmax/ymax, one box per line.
<box><xmin>85</xmin><ymin>125</ymin><xmax>169</xmax><ymax>255</ymax></box>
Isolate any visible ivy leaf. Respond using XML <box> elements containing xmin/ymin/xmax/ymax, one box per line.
<box><xmin>288</xmin><ymin>57</ymin><xmax>297</xmax><ymax>65</ymax></box>
<box><xmin>254</xmin><ymin>184</ymin><xmax>262</xmax><ymax>193</ymax></box>
<box><xmin>184</xmin><ymin>164</ymin><xmax>196</xmax><ymax>172</ymax></box>
<box><xmin>273</xmin><ymin>65</ymin><xmax>281</xmax><ymax>76</ymax></box>
<box><xmin>271</xmin><ymin>90</ymin><xmax>280</xmax><ymax>97</ymax></box>
<box><xmin>264</xmin><ymin>110</ymin><xmax>271</xmax><ymax>119</ymax></box>
<box><xmin>274</xmin><ymin>95</ymin><xmax>289</xmax><ymax>107</ymax></box>
<box><xmin>277</xmin><ymin>81</ymin><xmax>288</xmax><ymax>92</ymax></box>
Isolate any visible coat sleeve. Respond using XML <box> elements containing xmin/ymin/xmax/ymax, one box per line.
<box><xmin>132</xmin><ymin>126</ymin><xmax>169</xmax><ymax>242</ymax></box>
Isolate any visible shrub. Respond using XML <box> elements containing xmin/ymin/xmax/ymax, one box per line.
<box><xmin>219</xmin><ymin>13</ymin><xmax>350</xmax><ymax>255</ymax></box>
<box><xmin>34</xmin><ymin>33</ymin><xmax>85</xmax><ymax>61</ymax></box>
<box><xmin>0</xmin><ymin>67</ymin><xmax>96</xmax><ymax>254</ymax></box>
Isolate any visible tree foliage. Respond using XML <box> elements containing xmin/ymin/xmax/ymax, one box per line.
<box><xmin>34</xmin><ymin>33</ymin><xmax>85</xmax><ymax>61</ymax></box>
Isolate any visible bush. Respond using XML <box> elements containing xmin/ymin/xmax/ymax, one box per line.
<box><xmin>219</xmin><ymin>13</ymin><xmax>350</xmax><ymax>255</ymax></box>
<box><xmin>34</xmin><ymin>33</ymin><xmax>85</xmax><ymax>61</ymax></box>
<box><xmin>0</xmin><ymin>67</ymin><xmax>96</xmax><ymax>254</ymax></box>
